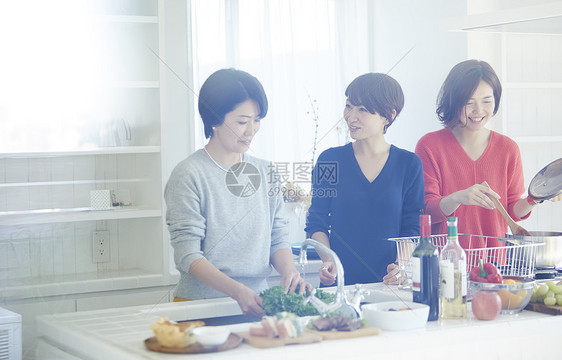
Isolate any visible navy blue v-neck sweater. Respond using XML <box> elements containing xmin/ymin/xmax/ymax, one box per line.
<box><xmin>305</xmin><ymin>143</ymin><xmax>425</xmax><ymax>284</ymax></box>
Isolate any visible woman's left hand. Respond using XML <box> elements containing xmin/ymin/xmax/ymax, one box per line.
<box><xmin>548</xmin><ymin>194</ymin><xmax>562</xmax><ymax>202</ymax></box>
<box><xmin>280</xmin><ymin>271</ymin><xmax>312</xmax><ymax>295</ymax></box>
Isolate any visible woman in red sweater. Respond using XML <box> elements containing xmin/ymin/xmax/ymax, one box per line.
<box><xmin>415</xmin><ymin>60</ymin><xmax>559</xmax><ymax>249</ymax></box>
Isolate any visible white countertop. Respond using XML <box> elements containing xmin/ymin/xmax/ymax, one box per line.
<box><xmin>36</xmin><ymin>283</ymin><xmax>562</xmax><ymax>359</ymax></box>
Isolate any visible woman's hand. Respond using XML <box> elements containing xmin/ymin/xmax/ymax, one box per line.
<box><xmin>440</xmin><ymin>182</ymin><xmax>500</xmax><ymax>215</ymax></box>
<box><xmin>319</xmin><ymin>261</ymin><xmax>337</xmax><ymax>286</ymax></box>
<box><xmin>455</xmin><ymin>183</ymin><xmax>499</xmax><ymax>209</ymax></box>
<box><xmin>382</xmin><ymin>263</ymin><xmax>407</xmax><ymax>285</ymax></box>
<box><xmin>232</xmin><ymin>285</ymin><xmax>266</xmax><ymax>318</ymax></box>
<box><xmin>548</xmin><ymin>193</ymin><xmax>562</xmax><ymax>202</ymax></box>
<box><xmin>280</xmin><ymin>270</ymin><xmax>312</xmax><ymax>295</ymax></box>
<box><xmin>271</xmin><ymin>248</ymin><xmax>312</xmax><ymax>295</ymax></box>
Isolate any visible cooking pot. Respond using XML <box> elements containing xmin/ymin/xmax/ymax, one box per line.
<box><xmin>507</xmin><ymin>231</ymin><xmax>562</xmax><ymax>269</ymax></box>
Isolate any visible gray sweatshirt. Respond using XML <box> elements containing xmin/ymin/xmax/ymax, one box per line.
<box><xmin>164</xmin><ymin>149</ymin><xmax>289</xmax><ymax>299</ymax></box>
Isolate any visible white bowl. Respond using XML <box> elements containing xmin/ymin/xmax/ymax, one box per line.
<box><xmin>192</xmin><ymin>326</ymin><xmax>230</xmax><ymax>347</ymax></box>
<box><xmin>361</xmin><ymin>301</ymin><xmax>429</xmax><ymax>331</ymax></box>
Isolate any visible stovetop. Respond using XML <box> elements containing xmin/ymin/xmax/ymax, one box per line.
<box><xmin>534</xmin><ymin>266</ymin><xmax>562</xmax><ymax>280</ymax></box>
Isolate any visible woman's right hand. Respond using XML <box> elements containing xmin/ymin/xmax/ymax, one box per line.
<box><xmin>382</xmin><ymin>263</ymin><xmax>407</xmax><ymax>285</ymax></box>
<box><xmin>456</xmin><ymin>183</ymin><xmax>500</xmax><ymax>209</ymax></box>
<box><xmin>441</xmin><ymin>182</ymin><xmax>500</xmax><ymax>215</ymax></box>
<box><xmin>319</xmin><ymin>261</ymin><xmax>337</xmax><ymax>286</ymax></box>
<box><xmin>232</xmin><ymin>285</ymin><xmax>266</xmax><ymax>318</ymax></box>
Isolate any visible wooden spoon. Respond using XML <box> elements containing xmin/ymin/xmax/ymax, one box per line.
<box><xmin>482</xmin><ymin>181</ymin><xmax>532</xmax><ymax>237</ymax></box>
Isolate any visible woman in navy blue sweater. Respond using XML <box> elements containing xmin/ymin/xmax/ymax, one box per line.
<box><xmin>305</xmin><ymin>73</ymin><xmax>425</xmax><ymax>285</ymax></box>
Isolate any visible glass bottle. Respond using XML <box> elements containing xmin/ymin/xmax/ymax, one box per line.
<box><xmin>412</xmin><ymin>214</ymin><xmax>439</xmax><ymax>321</ymax></box>
<box><xmin>439</xmin><ymin>217</ymin><xmax>467</xmax><ymax>319</ymax></box>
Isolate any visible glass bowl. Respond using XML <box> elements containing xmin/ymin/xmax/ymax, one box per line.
<box><xmin>470</xmin><ymin>277</ymin><xmax>535</xmax><ymax>315</ymax></box>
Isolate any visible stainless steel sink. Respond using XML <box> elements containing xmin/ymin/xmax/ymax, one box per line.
<box><xmin>180</xmin><ymin>314</ymin><xmax>261</xmax><ymax>326</ymax></box>
<box><xmin>357</xmin><ymin>284</ymin><xmax>413</xmax><ymax>304</ymax></box>
<box><xmin>140</xmin><ymin>283</ymin><xmax>412</xmax><ymax>327</ymax></box>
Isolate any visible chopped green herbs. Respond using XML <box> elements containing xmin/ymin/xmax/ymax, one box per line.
<box><xmin>259</xmin><ymin>286</ymin><xmax>335</xmax><ymax>316</ymax></box>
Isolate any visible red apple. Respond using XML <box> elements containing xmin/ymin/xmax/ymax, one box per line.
<box><xmin>471</xmin><ymin>290</ymin><xmax>502</xmax><ymax>320</ymax></box>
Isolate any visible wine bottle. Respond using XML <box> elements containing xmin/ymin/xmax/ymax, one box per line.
<box><xmin>439</xmin><ymin>217</ymin><xmax>467</xmax><ymax>319</ymax></box>
<box><xmin>412</xmin><ymin>214</ymin><xmax>439</xmax><ymax>321</ymax></box>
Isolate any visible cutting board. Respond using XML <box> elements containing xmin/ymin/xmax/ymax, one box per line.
<box><xmin>238</xmin><ymin>331</ymin><xmax>322</xmax><ymax>348</ymax></box>
<box><xmin>306</xmin><ymin>326</ymin><xmax>381</xmax><ymax>340</ymax></box>
<box><xmin>525</xmin><ymin>302</ymin><xmax>562</xmax><ymax>315</ymax></box>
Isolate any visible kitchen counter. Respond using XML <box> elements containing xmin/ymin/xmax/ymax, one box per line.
<box><xmin>36</xmin><ymin>283</ymin><xmax>561</xmax><ymax>359</ymax></box>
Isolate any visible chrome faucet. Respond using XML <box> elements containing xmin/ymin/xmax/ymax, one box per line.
<box><xmin>299</xmin><ymin>239</ymin><xmax>367</xmax><ymax>319</ymax></box>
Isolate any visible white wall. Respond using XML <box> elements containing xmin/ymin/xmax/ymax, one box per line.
<box><xmin>369</xmin><ymin>0</ymin><xmax>468</xmax><ymax>152</ymax></box>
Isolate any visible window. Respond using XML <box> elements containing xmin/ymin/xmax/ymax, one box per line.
<box><xmin>190</xmin><ymin>0</ymin><xmax>373</xmax><ymax>175</ymax></box>
<box><xmin>0</xmin><ymin>1</ymin><xmax>110</xmax><ymax>153</ymax></box>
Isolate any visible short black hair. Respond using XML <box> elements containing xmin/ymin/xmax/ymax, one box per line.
<box><xmin>345</xmin><ymin>73</ymin><xmax>404</xmax><ymax>134</ymax></box>
<box><xmin>198</xmin><ymin>68</ymin><xmax>268</xmax><ymax>138</ymax></box>
<box><xmin>436</xmin><ymin>59</ymin><xmax>502</xmax><ymax>128</ymax></box>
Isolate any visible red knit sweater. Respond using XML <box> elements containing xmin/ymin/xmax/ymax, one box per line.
<box><xmin>415</xmin><ymin>129</ymin><xmax>529</xmax><ymax>249</ymax></box>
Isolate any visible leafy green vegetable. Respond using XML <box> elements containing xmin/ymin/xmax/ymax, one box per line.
<box><xmin>259</xmin><ymin>286</ymin><xmax>335</xmax><ymax>316</ymax></box>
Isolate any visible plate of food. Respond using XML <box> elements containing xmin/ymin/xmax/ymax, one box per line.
<box><xmin>145</xmin><ymin>317</ymin><xmax>243</xmax><ymax>354</ymax></box>
<box><xmin>305</xmin><ymin>313</ymin><xmax>381</xmax><ymax>340</ymax></box>
<box><xmin>238</xmin><ymin>312</ymin><xmax>322</xmax><ymax>348</ymax></box>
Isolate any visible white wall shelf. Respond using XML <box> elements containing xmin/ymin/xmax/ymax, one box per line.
<box><xmin>0</xmin><ymin>1</ymin><xmax>190</xmax><ymax>356</ymax></box>
<box><xmin>109</xmin><ymin>81</ymin><xmax>160</xmax><ymax>88</ymax></box>
<box><xmin>442</xmin><ymin>1</ymin><xmax>562</xmax><ymax>35</ymax></box>
<box><xmin>0</xmin><ymin>207</ymin><xmax>162</xmax><ymax>226</ymax></box>
<box><xmin>0</xmin><ymin>178</ymin><xmax>149</xmax><ymax>188</ymax></box>
<box><xmin>100</xmin><ymin>15</ymin><xmax>158</xmax><ymax>24</ymax></box>
<box><xmin>0</xmin><ymin>270</ymin><xmax>167</xmax><ymax>300</ymax></box>
<box><xmin>0</xmin><ymin>146</ymin><xmax>161</xmax><ymax>159</ymax></box>
<box><xmin>1</xmin><ymin>0</ymin><xmax>172</xmax><ymax>307</ymax></box>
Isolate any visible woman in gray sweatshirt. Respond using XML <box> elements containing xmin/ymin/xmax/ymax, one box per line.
<box><xmin>165</xmin><ymin>68</ymin><xmax>310</xmax><ymax>317</ymax></box>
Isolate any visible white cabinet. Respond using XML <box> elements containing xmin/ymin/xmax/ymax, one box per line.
<box><xmin>0</xmin><ymin>0</ymin><xmax>178</xmax><ymax>302</ymax></box>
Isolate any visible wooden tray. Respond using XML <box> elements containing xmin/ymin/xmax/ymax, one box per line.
<box><xmin>306</xmin><ymin>326</ymin><xmax>381</xmax><ymax>340</ymax></box>
<box><xmin>144</xmin><ymin>333</ymin><xmax>242</xmax><ymax>354</ymax></box>
<box><xmin>238</xmin><ymin>331</ymin><xmax>322</xmax><ymax>348</ymax></box>
<box><xmin>525</xmin><ymin>302</ymin><xmax>562</xmax><ymax>315</ymax></box>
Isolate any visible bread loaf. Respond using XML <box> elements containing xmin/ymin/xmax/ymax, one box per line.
<box><xmin>151</xmin><ymin>317</ymin><xmax>204</xmax><ymax>348</ymax></box>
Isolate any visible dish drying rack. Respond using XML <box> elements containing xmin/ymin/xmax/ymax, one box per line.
<box><xmin>388</xmin><ymin>234</ymin><xmax>543</xmax><ymax>287</ymax></box>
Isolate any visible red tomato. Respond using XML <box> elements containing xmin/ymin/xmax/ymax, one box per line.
<box><xmin>471</xmin><ymin>290</ymin><xmax>502</xmax><ymax>320</ymax></box>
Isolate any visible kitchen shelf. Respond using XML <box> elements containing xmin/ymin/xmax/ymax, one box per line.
<box><xmin>0</xmin><ymin>269</ymin><xmax>166</xmax><ymax>300</ymax></box>
<box><xmin>0</xmin><ymin>178</ymin><xmax>148</xmax><ymax>188</ymax></box>
<box><xmin>0</xmin><ymin>6</ymin><xmax>187</xmax><ymax>353</ymax></box>
<box><xmin>0</xmin><ymin>207</ymin><xmax>162</xmax><ymax>226</ymax></box>
<box><xmin>0</xmin><ymin>146</ymin><xmax>161</xmax><ymax>159</ymax></box>
<box><xmin>99</xmin><ymin>15</ymin><xmax>158</xmax><ymax>24</ymax></box>
<box><xmin>109</xmin><ymin>81</ymin><xmax>160</xmax><ymax>88</ymax></box>
<box><xmin>442</xmin><ymin>1</ymin><xmax>562</xmax><ymax>35</ymax></box>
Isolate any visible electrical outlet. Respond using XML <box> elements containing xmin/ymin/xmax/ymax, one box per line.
<box><xmin>92</xmin><ymin>231</ymin><xmax>110</xmax><ymax>263</ymax></box>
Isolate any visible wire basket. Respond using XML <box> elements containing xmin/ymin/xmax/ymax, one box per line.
<box><xmin>388</xmin><ymin>233</ymin><xmax>543</xmax><ymax>289</ymax></box>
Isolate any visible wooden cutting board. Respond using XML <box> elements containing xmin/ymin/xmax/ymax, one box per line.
<box><xmin>525</xmin><ymin>302</ymin><xmax>562</xmax><ymax>315</ymax></box>
<box><xmin>238</xmin><ymin>331</ymin><xmax>322</xmax><ymax>348</ymax></box>
<box><xmin>306</xmin><ymin>326</ymin><xmax>381</xmax><ymax>340</ymax></box>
